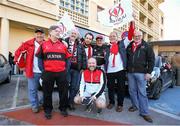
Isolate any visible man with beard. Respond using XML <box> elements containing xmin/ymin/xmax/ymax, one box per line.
<box><xmin>83</xmin><ymin>32</ymin><xmax>94</xmax><ymax>60</ymax></box>
<box><xmin>74</xmin><ymin>57</ymin><xmax>106</xmax><ymax>113</ymax></box>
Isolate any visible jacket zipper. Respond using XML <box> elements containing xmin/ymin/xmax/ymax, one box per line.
<box><xmin>137</xmin><ymin>50</ymin><xmax>141</xmax><ymax>58</ymax></box>
<box><xmin>91</xmin><ymin>71</ymin><xmax>93</xmax><ymax>85</ymax></box>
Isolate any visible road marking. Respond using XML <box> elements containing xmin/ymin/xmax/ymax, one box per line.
<box><xmin>0</xmin><ymin>105</ymin><xmax>30</xmax><ymax>113</ymax></box>
<box><xmin>11</xmin><ymin>77</ymin><xmax>20</xmax><ymax>108</ymax></box>
<box><xmin>150</xmin><ymin>106</ymin><xmax>180</xmax><ymax>120</ymax></box>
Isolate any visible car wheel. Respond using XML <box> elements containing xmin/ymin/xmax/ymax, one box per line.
<box><xmin>4</xmin><ymin>73</ymin><xmax>11</xmax><ymax>83</ymax></box>
<box><xmin>153</xmin><ymin>79</ymin><xmax>162</xmax><ymax>100</ymax></box>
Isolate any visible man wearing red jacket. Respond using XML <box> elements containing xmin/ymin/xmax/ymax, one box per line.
<box><xmin>14</xmin><ymin>28</ymin><xmax>45</xmax><ymax>113</ymax></box>
<box><xmin>36</xmin><ymin>25</ymin><xmax>71</xmax><ymax>119</ymax></box>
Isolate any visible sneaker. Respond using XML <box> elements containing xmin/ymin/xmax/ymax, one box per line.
<box><xmin>85</xmin><ymin>104</ymin><xmax>92</xmax><ymax>112</ymax></box>
<box><xmin>32</xmin><ymin>107</ymin><xmax>39</xmax><ymax>113</ymax></box>
<box><xmin>107</xmin><ymin>104</ymin><xmax>114</xmax><ymax>109</ymax></box>
<box><xmin>44</xmin><ymin>112</ymin><xmax>52</xmax><ymax>120</ymax></box>
<box><xmin>140</xmin><ymin>115</ymin><xmax>153</xmax><ymax>123</ymax></box>
<box><xmin>60</xmin><ymin>109</ymin><xmax>68</xmax><ymax>117</ymax></box>
<box><xmin>128</xmin><ymin>106</ymin><xmax>138</xmax><ymax>112</ymax></box>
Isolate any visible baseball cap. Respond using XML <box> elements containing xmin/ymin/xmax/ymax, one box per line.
<box><xmin>35</xmin><ymin>28</ymin><xmax>44</xmax><ymax>33</ymax></box>
<box><xmin>96</xmin><ymin>35</ymin><xmax>103</xmax><ymax>40</ymax></box>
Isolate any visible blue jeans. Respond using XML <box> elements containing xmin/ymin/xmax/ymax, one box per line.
<box><xmin>68</xmin><ymin>69</ymin><xmax>80</xmax><ymax>104</ymax></box>
<box><xmin>128</xmin><ymin>73</ymin><xmax>149</xmax><ymax>115</ymax></box>
<box><xmin>28</xmin><ymin>73</ymin><xmax>43</xmax><ymax>108</ymax></box>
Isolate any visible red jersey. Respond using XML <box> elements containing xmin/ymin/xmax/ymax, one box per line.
<box><xmin>36</xmin><ymin>39</ymin><xmax>71</xmax><ymax>72</ymax></box>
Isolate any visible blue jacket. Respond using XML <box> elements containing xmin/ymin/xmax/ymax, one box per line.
<box><xmin>104</xmin><ymin>39</ymin><xmax>127</xmax><ymax>72</ymax></box>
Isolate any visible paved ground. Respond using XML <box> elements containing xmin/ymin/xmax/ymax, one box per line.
<box><xmin>0</xmin><ymin>75</ymin><xmax>180</xmax><ymax>125</ymax></box>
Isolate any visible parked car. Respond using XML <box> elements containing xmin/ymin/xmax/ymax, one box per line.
<box><xmin>147</xmin><ymin>56</ymin><xmax>176</xmax><ymax>100</ymax></box>
<box><xmin>0</xmin><ymin>54</ymin><xmax>12</xmax><ymax>84</ymax></box>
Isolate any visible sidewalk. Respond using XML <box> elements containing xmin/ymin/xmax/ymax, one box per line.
<box><xmin>1</xmin><ymin>98</ymin><xmax>180</xmax><ymax>125</ymax></box>
<box><xmin>0</xmin><ymin>75</ymin><xmax>180</xmax><ymax>125</ymax></box>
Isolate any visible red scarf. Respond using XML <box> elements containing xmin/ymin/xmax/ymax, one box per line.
<box><xmin>132</xmin><ymin>42</ymin><xmax>141</xmax><ymax>52</ymax></box>
<box><xmin>87</xmin><ymin>45</ymin><xmax>92</xmax><ymax>59</ymax></box>
<box><xmin>110</xmin><ymin>42</ymin><xmax>119</xmax><ymax>67</ymax></box>
<box><xmin>70</xmin><ymin>42</ymin><xmax>77</xmax><ymax>63</ymax></box>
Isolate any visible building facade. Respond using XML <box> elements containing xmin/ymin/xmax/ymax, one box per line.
<box><xmin>0</xmin><ymin>0</ymin><xmax>164</xmax><ymax>58</ymax></box>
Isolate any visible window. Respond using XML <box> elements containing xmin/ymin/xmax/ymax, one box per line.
<box><xmin>71</xmin><ymin>0</ymin><xmax>75</xmax><ymax>4</ymax></box>
<box><xmin>65</xmin><ymin>2</ymin><xmax>69</xmax><ymax>8</ymax></box>
<box><xmin>60</xmin><ymin>0</ymin><xmax>64</xmax><ymax>6</ymax></box>
<box><xmin>46</xmin><ymin>0</ymin><xmax>56</xmax><ymax>4</ymax></box>
<box><xmin>148</xmin><ymin>3</ymin><xmax>153</xmax><ymax>12</ymax></box>
<box><xmin>139</xmin><ymin>12</ymin><xmax>146</xmax><ymax>23</ymax></box>
<box><xmin>97</xmin><ymin>6</ymin><xmax>104</xmax><ymax>21</ymax></box>
<box><xmin>0</xmin><ymin>55</ymin><xmax>6</xmax><ymax>66</ymax></box>
<box><xmin>76</xmin><ymin>7</ymin><xmax>79</xmax><ymax>12</ymax></box>
<box><xmin>140</xmin><ymin>0</ymin><xmax>146</xmax><ymax>5</ymax></box>
<box><xmin>161</xmin><ymin>29</ymin><xmax>163</xmax><ymax>37</ymax></box>
<box><xmin>161</xmin><ymin>17</ymin><xmax>164</xmax><ymax>25</ymax></box>
<box><xmin>71</xmin><ymin>5</ymin><xmax>75</xmax><ymax>10</ymax></box>
<box><xmin>81</xmin><ymin>3</ymin><xmax>84</xmax><ymax>8</ymax></box>
<box><xmin>80</xmin><ymin>9</ymin><xmax>84</xmax><ymax>14</ymax></box>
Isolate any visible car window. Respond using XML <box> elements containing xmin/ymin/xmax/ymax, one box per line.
<box><xmin>0</xmin><ymin>55</ymin><xmax>7</xmax><ymax>66</ymax></box>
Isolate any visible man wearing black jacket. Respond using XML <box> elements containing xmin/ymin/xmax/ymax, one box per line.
<box><xmin>65</xmin><ymin>29</ymin><xmax>87</xmax><ymax>110</ymax></box>
<box><xmin>126</xmin><ymin>31</ymin><xmax>155</xmax><ymax>123</ymax></box>
<box><xmin>93</xmin><ymin>35</ymin><xmax>107</xmax><ymax>70</ymax></box>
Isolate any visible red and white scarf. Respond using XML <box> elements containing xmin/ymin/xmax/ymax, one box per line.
<box><xmin>110</xmin><ymin>42</ymin><xmax>119</xmax><ymax>67</ymax></box>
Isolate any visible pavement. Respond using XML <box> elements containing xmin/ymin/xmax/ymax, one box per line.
<box><xmin>0</xmin><ymin>75</ymin><xmax>180</xmax><ymax>125</ymax></box>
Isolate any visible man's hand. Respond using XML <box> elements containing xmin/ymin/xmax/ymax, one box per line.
<box><xmin>81</xmin><ymin>96</ymin><xmax>85</xmax><ymax>102</ymax></box>
<box><xmin>62</xmin><ymin>40</ymin><xmax>68</xmax><ymax>47</ymax></box>
<box><xmin>91</xmin><ymin>95</ymin><xmax>96</xmax><ymax>101</ymax></box>
<box><xmin>145</xmin><ymin>73</ymin><xmax>151</xmax><ymax>81</ymax></box>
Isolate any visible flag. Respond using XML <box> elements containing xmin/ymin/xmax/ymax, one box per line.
<box><xmin>57</xmin><ymin>13</ymin><xmax>76</xmax><ymax>38</ymax></box>
<box><xmin>128</xmin><ymin>21</ymin><xmax>135</xmax><ymax>41</ymax></box>
<box><xmin>98</xmin><ymin>0</ymin><xmax>133</xmax><ymax>28</ymax></box>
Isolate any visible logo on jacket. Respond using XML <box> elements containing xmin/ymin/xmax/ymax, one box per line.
<box><xmin>95</xmin><ymin>76</ymin><xmax>99</xmax><ymax>81</ymax></box>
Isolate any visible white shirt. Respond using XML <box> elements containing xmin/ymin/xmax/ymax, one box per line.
<box><xmin>79</xmin><ymin>71</ymin><xmax>104</xmax><ymax>97</ymax></box>
<box><xmin>107</xmin><ymin>52</ymin><xmax>123</xmax><ymax>73</ymax></box>
<box><xmin>33</xmin><ymin>41</ymin><xmax>41</xmax><ymax>73</ymax></box>
<box><xmin>85</xmin><ymin>46</ymin><xmax>93</xmax><ymax>58</ymax></box>
<box><xmin>107</xmin><ymin>38</ymin><xmax>130</xmax><ymax>73</ymax></box>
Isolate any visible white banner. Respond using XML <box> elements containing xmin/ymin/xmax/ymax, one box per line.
<box><xmin>57</xmin><ymin>13</ymin><xmax>76</xmax><ymax>38</ymax></box>
<box><xmin>98</xmin><ymin>0</ymin><xmax>133</xmax><ymax>28</ymax></box>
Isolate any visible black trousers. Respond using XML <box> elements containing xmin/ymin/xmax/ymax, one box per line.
<box><xmin>41</xmin><ymin>71</ymin><xmax>68</xmax><ymax>113</ymax></box>
<box><xmin>107</xmin><ymin>70</ymin><xmax>126</xmax><ymax>106</ymax></box>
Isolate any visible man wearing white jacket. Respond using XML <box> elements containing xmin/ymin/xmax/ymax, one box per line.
<box><xmin>74</xmin><ymin>57</ymin><xmax>106</xmax><ymax>113</ymax></box>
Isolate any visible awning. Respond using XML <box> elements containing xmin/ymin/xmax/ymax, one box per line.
<box><xmin>76</xmin><ymin>26</ymin><xmax>109</xmax><ymax>43</ymax></box>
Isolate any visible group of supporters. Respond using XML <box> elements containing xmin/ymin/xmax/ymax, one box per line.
<box><xmin>14</xmin><ymin>21</ymin><xmax>155</xmax><ymax>123</ymax></box>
